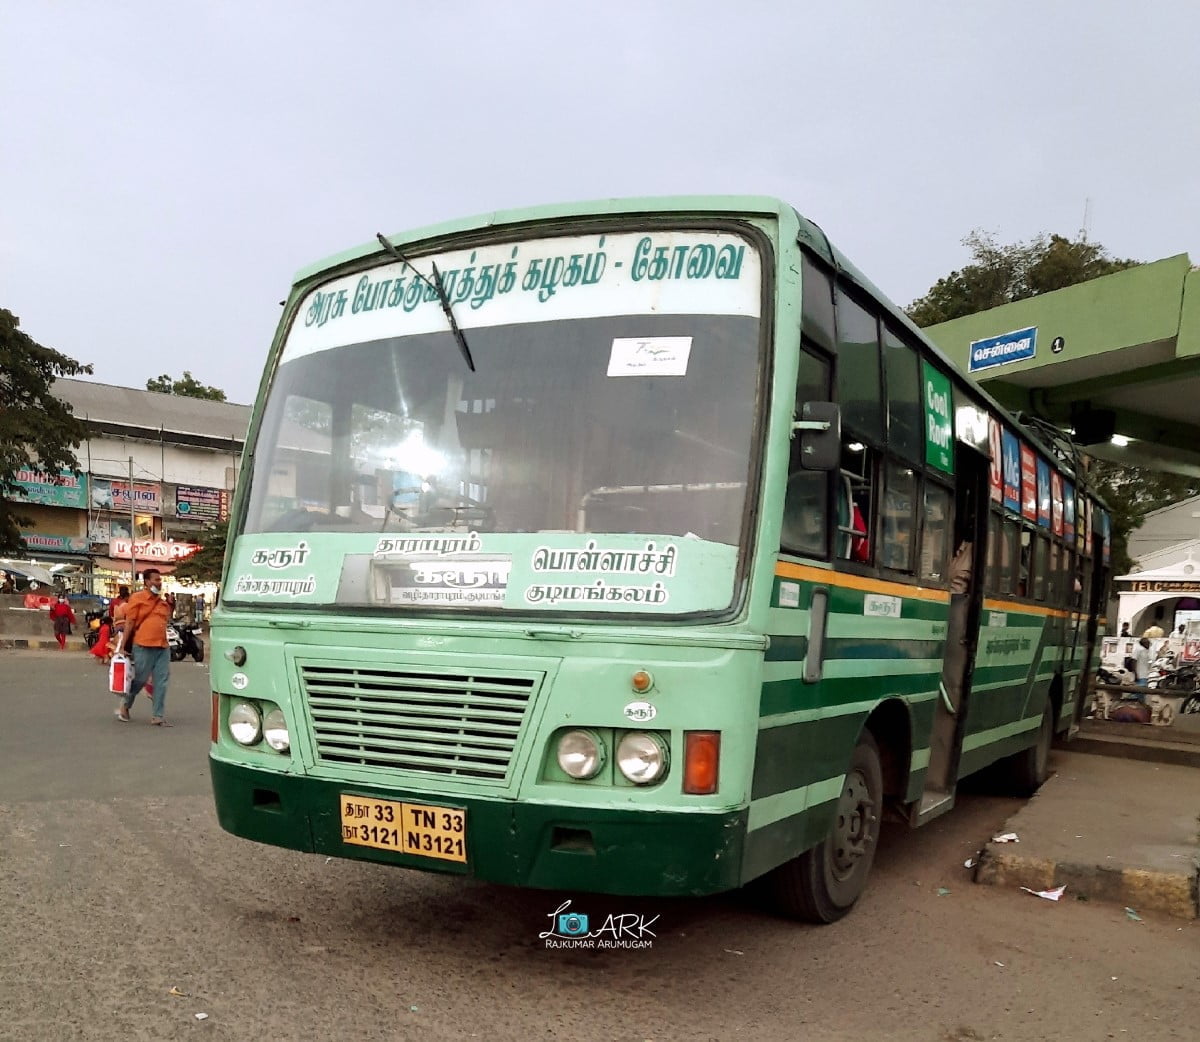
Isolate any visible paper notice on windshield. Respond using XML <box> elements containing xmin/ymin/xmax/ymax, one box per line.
<box><xmin>607</xmin><ymin>337</ymin><xmax>692</xmax><ymax>377</ymax></box>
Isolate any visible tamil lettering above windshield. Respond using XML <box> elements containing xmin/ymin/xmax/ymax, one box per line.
<box><xmin>232</xmin><ymin>228</ymin><xmax>764</xmax><ymax>616</ymax></box>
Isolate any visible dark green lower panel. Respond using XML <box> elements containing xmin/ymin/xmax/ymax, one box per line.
<box><xmin>740</xmin><ymin>797</ymin><xmax>837</xmax><ymax>884</ymax></box>
<box><xmin>210</xmin><ymin>756</ymin><xmax>746</xmax><ymax>897</ymax></box>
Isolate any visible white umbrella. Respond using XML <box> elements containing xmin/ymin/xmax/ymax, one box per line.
<box><xmin>0</xmin><ymin>560</ymin><xmax>57</xmax><ymax>586</ymax></box>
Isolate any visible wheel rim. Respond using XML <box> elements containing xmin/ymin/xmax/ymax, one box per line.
<box><xmin>829</xmin><ymin>767</ymin><xmax>877</xmax><ymax>881</ymax></box>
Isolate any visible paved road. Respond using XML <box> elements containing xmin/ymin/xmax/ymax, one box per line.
<box><xmin>1</xmin><ymin>649</ymin><xmax>1195</xmax><ymax>1042</ymax></box>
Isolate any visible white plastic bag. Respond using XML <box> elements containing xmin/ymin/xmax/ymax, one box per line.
<box><xmin>109</xmin><ymin>653</ymin><xmax>132</xmax><ymax>695</ymax></box>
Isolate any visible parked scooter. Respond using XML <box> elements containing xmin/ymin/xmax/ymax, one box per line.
<box><xmin>1155</xmin><ymin>661</ymin><xmax>1198</xmax><ymax>692</ymax></box>
<box><xmin>167</xmin><ymin>621</ymin><xmax>205</xmax><ymax>662</ymax></box>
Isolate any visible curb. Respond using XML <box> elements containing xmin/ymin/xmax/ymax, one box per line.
<box><xmin>975</xmin><ymin>847</ymin><xmax>1199</xmax><ymax>920</ymax></box>
<box><xmin>0</xmin><ymin>638</ymin><xmax>89</xmax><ymax>651</ymax></box>
<box><xmin>1066</xmin><ymin>732</ymin><xmax>1200</xmax><ymax>769</ymax></box>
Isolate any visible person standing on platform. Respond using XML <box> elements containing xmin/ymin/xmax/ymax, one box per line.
<box><xmin>48</xmin><ymin>594</ymin><xmax>76</xmax><ymax>650</ymax></box>
<box><xmin>114</xmin><ymin>569</ymin><xmax>173</xmax><ymax>726</ymax></box>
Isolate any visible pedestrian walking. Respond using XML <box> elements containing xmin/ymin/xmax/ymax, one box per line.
<box><xmin>48</xmin><ymin>593</ymin><xmax>77</xmax><ymax>650</ymax></box>
<box><xmin>114</xmin><ymin>569</ymin><xmax>173</xmax><ymax>726</ymax></box>
<box><xmin>1133</xmin><ymin>637</ymin><xmax>1152</xmax><ymax>689</ymax></box>
<box><xmin>109</xmin><ymin>584</ymin><xmax>131</xmax><ymax>650</ymax></box>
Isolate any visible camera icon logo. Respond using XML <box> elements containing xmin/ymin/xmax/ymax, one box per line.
<box><xmin>557</xmin><ymin>913</ymin><xmax>590</xmax><ymax>937</ymax></box>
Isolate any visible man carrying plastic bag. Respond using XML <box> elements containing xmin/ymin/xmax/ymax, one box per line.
<box><xmin>114</xmin><ymin>568</ymin><xmax>173</xmax><ymax>726</ymax></box>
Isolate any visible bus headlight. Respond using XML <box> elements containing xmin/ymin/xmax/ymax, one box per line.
<box><xmin>228</xmin><ymin>701</ymin><xmax>262</xmax><ymax>745</ymax></box>
<box><xmin>616</xmin><ymin>732</ymin><xmax>668</xmax><ymax>784</ymax></box>
<box><xmin>556</xmin><ymin>729</ymin><xmax>604</xmax><ymax>779</ymax></box>
<box><xmin>262</xmin><ymin>708</ymin><xmax>290</xmax><ymax>752</ymax></box>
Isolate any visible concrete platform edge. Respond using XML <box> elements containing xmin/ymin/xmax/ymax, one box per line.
<box><xmin>1064</xmin><ymin>733</ymin><xmax>1200</xmax><ymax>769</ymax></box>
<box><xmin>975</xmin><ymin>846</ymin><xmax>1199</xmax><ymax>920</ymax></box>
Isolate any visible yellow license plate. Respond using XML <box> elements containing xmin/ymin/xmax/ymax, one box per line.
<box><xmin>339</xmin><ymin>795</ymin><xmax>466</xmax><ymax>863</ymax></box>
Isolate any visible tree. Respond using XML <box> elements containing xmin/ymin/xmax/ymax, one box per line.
<box><xmin>907</xmin><ymin>230</ymin><xmax>1186</xmax><ymax>570</ymax></box>
<box><xmin>906</xmin><ymin>230</ymin><xmax>1139</xmax><ymax>328</ymax></box>
<box><xmin>146</xmin><ymin>371</ymin><xmax>227</xmax><ymax>401</ymax></box>
<box><xmin>172</xmin><ymin>520</ymin><xmax>228</xmax><ymax>584</ymax></box>
<box><xmin>0</xmin><ymin>309</ymin><xmax>94</xmax><ymax>554</ymax></box>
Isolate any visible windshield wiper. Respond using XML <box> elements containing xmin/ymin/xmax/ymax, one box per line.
<box><xmin>375</xmin><ymin>232</ymin><xmax>475</xmax><ymax>372</ymax></box>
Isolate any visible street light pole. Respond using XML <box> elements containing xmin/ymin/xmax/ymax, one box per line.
<box><xmin>128</xmin><ymin>455</ymin><xmax>137</xmax><ymax>586</ymax></box>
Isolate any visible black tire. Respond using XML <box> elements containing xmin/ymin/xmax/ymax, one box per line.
<box><xmin>191</xmin><ymin>640</ymin><xmax>204</xmax><ymax>663</ymax></box>
<box><xmin>1003</xmin><ymin>699</ymin><xmax>1054</xmax><ymax>797</ymax></box>
<box><xmin>170</xmin><ymin>646</ymin><xmax>186</xmax><ymax>662</ymax></box>
<box><xmin>1180</xmin><ymin>694</ymin><xmax>1200</xmax><ymax>715</ymax></box>
<box><xmin>764</xmin><ymin>731</ymin><xmax>883</xmax><ymax>923</ymax></box>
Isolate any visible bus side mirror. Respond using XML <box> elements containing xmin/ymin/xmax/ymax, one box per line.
<box><xmin>792</xmin><ymin>401</ymin><xmax>841</xmax><ymax>471</ymax></box>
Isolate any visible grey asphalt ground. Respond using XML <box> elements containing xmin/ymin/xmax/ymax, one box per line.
<box><xmin>1</xmin><ymin>648</ymin><xmax>1196</xmax><ymax>1042</ymax></box>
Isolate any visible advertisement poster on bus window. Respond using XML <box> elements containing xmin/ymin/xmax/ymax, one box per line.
<box><xmin>988</xmin><ymin>417</ymin><xmax>1003</xmax><ymax>503</ymax></box>
<box><xmin>1050</xmin><ymin>471</ymin><xmax>1064</xmax><ymax>536</ymax></box>
<box><xmin>1001</xmin><ymin>428</ymin><xmax>1020</xmax><ymax>512</ymax></box>
<box><xmin>1020</xmin><ymin>443</ymin><xmax>1038</xmax><ymax>521</ymax></box>
<box><xmin>1036</xmin><ymin>456</ymin><xmax>1051</xmax><ymax>529</ymax></box>
<box><xmin>1063</xmin><ymin>480</ymin><xmax>1076</xmax><ymax>540</ymax></box>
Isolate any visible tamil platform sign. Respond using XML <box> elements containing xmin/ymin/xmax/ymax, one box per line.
<box><xmin>968</xmin><ymin>326</ymin><xmax>1037</xmax><ymax>374</ymax></box>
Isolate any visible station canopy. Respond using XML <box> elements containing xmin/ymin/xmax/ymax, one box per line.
<box><xmin>924</xmin><ymin>254</ymin><xmax>1200</xmax><ymax>477</ymax></box>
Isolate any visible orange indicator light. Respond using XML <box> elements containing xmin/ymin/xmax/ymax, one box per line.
<box><xmin>683</xmin><ymin>731</ymin><xmax>720</xmax><ymax>794</ymax></box>
<box><xmin>631</xmin><ymin>670</ymin><xmax>653</xmax><ymax>693</ymax></box>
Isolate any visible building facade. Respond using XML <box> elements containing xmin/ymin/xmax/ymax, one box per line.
<box><xmin>2</xmin><ymin>379</ymin><xmax>250</xmax><ymax>596</ymax></box>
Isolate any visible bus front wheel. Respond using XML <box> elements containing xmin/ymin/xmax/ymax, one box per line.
<box><xmin>765</xmin><ymin>731</ymin><xmax>883</xmax><ymax>924</ymax></box>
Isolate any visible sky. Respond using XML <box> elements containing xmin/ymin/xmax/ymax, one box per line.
<box><xmin>3</xmin><ymin>1</ymin><xmax>1198</xmax><ymax>406</ymax></box>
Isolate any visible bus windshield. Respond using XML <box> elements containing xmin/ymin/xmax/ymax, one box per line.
<box><xmin>231</xmin><ymin>228</ymin><xmax>764</xmax><ymax>617</ymax></box>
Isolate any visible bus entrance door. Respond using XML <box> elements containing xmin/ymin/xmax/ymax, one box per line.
<box><xmin>912</xmin><ymin>445</ymin><xmax>989</xmax><ymax>827</ymax></box>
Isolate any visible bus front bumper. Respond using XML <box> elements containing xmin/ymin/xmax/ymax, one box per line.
<box><xmin>210</xmin><ymin>756</ymin><xmax>747</xmax><ymax>897</ymax></box>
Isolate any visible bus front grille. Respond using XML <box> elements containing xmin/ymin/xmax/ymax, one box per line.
<box><xmin>299</xmin><ymin>664</ymin><xmax>539</xmax><ymax>782</ymax></box>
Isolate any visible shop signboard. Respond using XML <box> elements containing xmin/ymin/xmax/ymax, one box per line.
<box><xmin>9</xmin><ymin>468</ymin><xmax>88</xmax><ymax>509</ymax></box>
<box><xmin>20</xmin><ymin>533</ymin><xmax>90</xmax><ymax>554</ymax></box>
<box><xmin>175</xmin><ymin>485</ymin><xmax>230</xmax><ymax>522</ymax></box>
<box><xmin>90</xmin><ymin>478</ymin><xmax>162</xmax><ymax>515</ymax></box>
<box><xmin>109</xmin><ymin>538</ymin><xmax>200</xmax><ymax>562</ymax></box>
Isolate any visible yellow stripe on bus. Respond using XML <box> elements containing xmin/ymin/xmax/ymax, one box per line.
<box><xmin>982</xmin><ymin>597</ymin><xmax>1071</xmax><ymax>620</ymax></box>
<box><xmin>775</xmin><ymin>563</ymin><xmax>1087</xmax><ymax>619</ymax></box>
<box><xmin>774</xmin><ymin>561</ymin><xmax>951</xmax><ymax>604</ymax></box>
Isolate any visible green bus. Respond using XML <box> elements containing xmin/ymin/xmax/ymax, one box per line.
<box><xmin>209</xmin><ymin>196</ymin><xmax>1110</xmax><ymax>922</ymax></box>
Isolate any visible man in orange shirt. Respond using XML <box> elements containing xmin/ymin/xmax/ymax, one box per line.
<box><xmin>115</xmin><ymin>568</ymin><xmax>174</xmax><ymax>726</ymax></box>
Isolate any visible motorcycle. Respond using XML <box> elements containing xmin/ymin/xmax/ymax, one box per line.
<box><xmin>1155</xmin><ymin>662</ymin><xmax>1198</xmax><ymax>692</ymax></box>
<box><xmin>167</xmin><ymin>621</ymin><xmax>205</xmax><ymax>663</ymax></box>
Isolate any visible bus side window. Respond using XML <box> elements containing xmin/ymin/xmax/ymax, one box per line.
<box><xmin>880</xmin><ymin>462</ymin><xmax>916</xmax><ymax>572</ymax></box>
<box><xmin>801</xmin><ymin>255</ymin><xmax>836</xmax><ymax>351</ymax></box>
<box><xmin>986</xmin><ymin>512</ymin><xmax>1002</xmax><ymax>591</ymax></box>
<box><xmin>883</xmin><ymin>326</ymin><xmax>922</xmax><ymax>464</ymax></box>
<box><xmin>920</xmin><ymin>483</ymin><xmax>951</xmax><ymax>583</ymax></box>
<box><xmin>1033</xmin><ymin>533</ymin><xmax>1049</xmax><ymax>601</ymax></box>
<box><xmin>837</xmin><ymin>442</ymin><xmax>875</xmax><ymax>564</ymax></box>
<box><xmin>835</xmin><ymin>293</ymin><xmax>885</xmax><ymax>443</ymax></box>
<box><xmin>781</xmin><ymin>346</ymin><xmax>832</xmax><ymax>557</ymax></box>
<box><xmin>1018</xmin><ymin>528</ymin><xmax>1032</xmax><ymax>598</ymax></box>
<box><xmin>998</xmin><ymin>519</ymin><xmax>1017</xmax><ymax>594</ymax></box>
